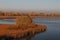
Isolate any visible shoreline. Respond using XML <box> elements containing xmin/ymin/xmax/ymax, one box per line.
<box><xmin>0</xmin><ymin>16</ymin><xmax>60</xmax><ymax>19</ymax></box>
<box><xmin>0</xmin><ymin>15</ymin><xmax>47</xmax><ymax>40</ymax></box>
<box><xmin>0</xmin><ymin>24</ymin><xmax>46</xmax><ymax>40</ymax></box>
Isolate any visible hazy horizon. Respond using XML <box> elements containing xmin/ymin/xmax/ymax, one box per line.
<box><xmin>0</xmin><ymin>0</ymin><xmax>60</xmax><ymax>12</ymax></box>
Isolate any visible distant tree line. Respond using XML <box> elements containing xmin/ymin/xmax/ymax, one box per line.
<box><xmin>0</xmin><ymin>11</ymin><xmax>60</xmax><ymax>16</ymax></box>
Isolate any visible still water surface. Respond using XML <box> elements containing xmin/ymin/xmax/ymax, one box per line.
<box><xmin>32</xmin><ymin>18</ymin><xmax>60</xmax><ymax>40</ymax></box>
<box><xmin>0</xmin><ymin>18</ymin><xmax>60</xmax><ymax>40</ymax></box>
<box><xmin>0</xmin><ymin>19</ymin><xmax>16</xmax><ymax>24</ymax></box>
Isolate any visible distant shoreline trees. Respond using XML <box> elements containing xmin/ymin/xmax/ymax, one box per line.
<box><xmin>0</xmin><ymin>11</ymin><xmax>60</xmax><ymax>17</ymax></box>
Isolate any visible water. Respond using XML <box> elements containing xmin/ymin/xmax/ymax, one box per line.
<box><xmin>32</xmin><ymin>18</ymin><xmax>60</xmax><ymax>40</ymax></box>
<box><xmin>0</xmin><ymin>18</ymin><xmax>60</xmax><ymax>40</ymax></box>
<box><xmin>0</xmin><ymin>19</ymin><xmax>16</xmax><ymax>24</ymax></box>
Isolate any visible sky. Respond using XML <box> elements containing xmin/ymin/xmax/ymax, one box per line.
<box><xmin>0</xmin><ymin>0</ymin><xmax>60</xmax><ymax>11</ymax></box>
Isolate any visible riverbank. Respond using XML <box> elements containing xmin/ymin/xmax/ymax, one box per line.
<box><xmin>0</xmin><ymin>15</ymin><xmax>47</xmax><ymax>40</ymax></box>
<box><xmin>0</xmin><ymin>24</ymin><xmax>46</xmax><ymax>39</ymax></box>
<box><xmin>0</xmin><ymin>16</ymin><xmax>60</xmax><ymax>19</ymax></box>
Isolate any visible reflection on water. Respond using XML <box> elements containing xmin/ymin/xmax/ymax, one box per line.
<box><xmin>23</xmin><ymin>30</ymin><xmax>46</xmax><ymax>40</ymax></box>
<box><xmin>0</xmin><ymin>29</ymin><xmax>46</xmax><ymax>40</ymax></box>
<box><xmin>0</xmin><ymin>19</ymin><xmax>46</xmax><ymax>40</ymax></box>
<box><xmin>0</xmin><ymin>18</ymin><xmax>60</xmax><ymax>40</ymax></box>
<box><xmin>32</xmin><ymin>18</ymin><xmax>60</xmax><ymax>40</ymax></box>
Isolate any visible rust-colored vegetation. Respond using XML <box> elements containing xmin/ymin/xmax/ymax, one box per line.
<box><xmin>0</xmin><ymin>11</ymin><xmax>48</xmax><ymax>40</ymax></box>
<box><xmin>0</xmin><ymin>11</ymin><xmax>60</xmax><ymax>19</ymax></box>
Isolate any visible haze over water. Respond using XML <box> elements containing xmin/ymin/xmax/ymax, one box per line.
<box><xmin>0</xmin><ymin>0</ymin><xmax>60</xmax><ymax>40</ymax></box>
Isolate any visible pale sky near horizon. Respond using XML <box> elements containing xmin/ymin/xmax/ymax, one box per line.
<box><xmin>0</xmin><ymin>0</ymin><xmax>60</xmax><ymax>11</ymax></box>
